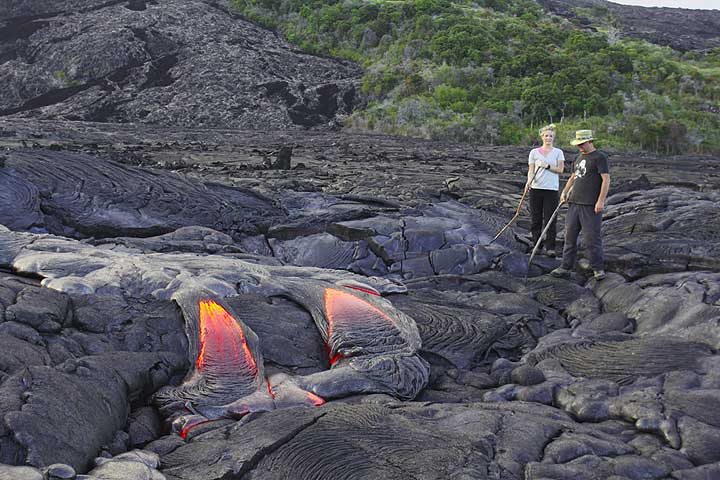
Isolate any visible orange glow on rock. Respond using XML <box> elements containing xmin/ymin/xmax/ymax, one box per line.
<box><xmin>324</xmin><ymin>287</ymin><xmax>393</xmax><ymax>339</ymax></box>
<box><xmin>305</xmin><ymin>391</ymin><xmax>326</xmax><ymax>406</ymax></box>
<box><xmin>196</xmin><ymin>299</ymin><xmax>258</xmax><ymax>377</ymax></box>
<box><xmin>267</xmin><ymin>378</ymin><xmax>276</xmax><ymax>399</ymax></box>
<box><xmin>323</xmin><ymin>287</ymin><xmax>394</xmax><ymax>363</ymax></box>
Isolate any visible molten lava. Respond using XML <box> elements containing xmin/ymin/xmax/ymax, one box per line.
<box><xmin>196</xmin><ymin>299</ymin><xmax>258</xmax><ymax>376</ymax></box>
<box><xmin>327</xmin><ymin>350</ymin><xmax>343</xmax><ymax>366</ymax></box>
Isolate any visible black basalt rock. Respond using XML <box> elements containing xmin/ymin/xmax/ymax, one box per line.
<box><xmin>537</xmin><ymin>0</ymin><xmax>720</xmax><ymax>52</ymax></box>
<box><xmin>2</xmin><ymin>150</ymin><xmax>286</xmax><ymax>240</ymax></box>
<box><xmin>272</xmin><ymin>145</ymin><xmax>292</xmax><ymax>170</ymax></box>
<box><xmin>127</xmin><ymin>407</ymin><xmax>162</xmax><ymax>448</ymax></box>
<box><xmin>510</xmin><ymin>365</ymin><xmax>546</xmax><ymax>386</ymax></box>
<box><xmin>5</xmin><ymin>286</ymin><xmax>71</xmax><ymax>333</ymax></box>
<box><xmin>1</xmin><ymin>352</ymin><xmax>185</xmax><ymax>472</ymax></box>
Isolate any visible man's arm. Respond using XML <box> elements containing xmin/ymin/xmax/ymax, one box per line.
<box><xmin>560</xmin><ymin>173</ymin><xmax>575</xmax><ymax>203</ymax></box>
<box><xmin>595</xmin><ymin>173</ymin><xmax>610</xmax><ymax>214</ymax></box>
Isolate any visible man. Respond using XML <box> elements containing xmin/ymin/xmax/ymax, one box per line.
<box><xmin>550</xmin><ymin>130</ymin><xmax>610</xmax><ymax>280</ymax></box>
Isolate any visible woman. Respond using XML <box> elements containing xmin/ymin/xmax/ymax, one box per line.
<box><xmin>526</xmin><ymin>124</ymin><xmax>565</xmax><ymax>256</ymax></box>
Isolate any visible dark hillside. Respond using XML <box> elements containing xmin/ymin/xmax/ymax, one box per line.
<box><xmin>0</xmin><ymin>0</ymin><xmax>362</xmax><ymax>128</ymax></box>
<box><xmin>538</xmin><ymin>0</ymin><xmax>720</xmax><ymax>52</ymax></box>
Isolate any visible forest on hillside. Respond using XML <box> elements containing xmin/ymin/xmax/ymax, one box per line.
<box><xmin>232</xmin><ymin>0</ymin><xmax>720</xmax><ymax>154</ymax></box>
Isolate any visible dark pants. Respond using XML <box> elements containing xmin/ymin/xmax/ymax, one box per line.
<box><xmin>561</xmin><ymin>203</ymin><xmax>604</xmax><ymax>271</ymax></box>
<box><xmin>529</xmin><ymin>188</ymin><xmax>559</xmax><ymax>250</ymax></box>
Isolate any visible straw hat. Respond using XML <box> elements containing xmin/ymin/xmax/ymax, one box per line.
<box><xmin>570</xmin><ymin>129</ymin><xmax>595</xmax><ymax>146</ymax></box>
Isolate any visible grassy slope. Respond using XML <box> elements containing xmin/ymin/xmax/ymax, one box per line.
<box><xmin>232</xmin><ymin>0</ymin><xmax>720</xmax><ymax>154</ymax></box>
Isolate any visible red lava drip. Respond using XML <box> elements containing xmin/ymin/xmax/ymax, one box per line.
<box><xmin>344</xmin><ymin>285</ymin><xmax>381</xmax><ymax>296</ymax></box>
<box><xmin>324</xmin><ymin>342</ymin><xmax>344</xmax><ymax>366</ymax></box>
<box><xmin>180</xmin><ymin>419</ymin><xmax>211</xmax><ymax>439</ymax></box>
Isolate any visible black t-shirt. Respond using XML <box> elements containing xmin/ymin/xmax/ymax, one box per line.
<box><xmin>569</xmin><ymin>150</ymin><xmax>609</xmax><ymax>205</ymax></box>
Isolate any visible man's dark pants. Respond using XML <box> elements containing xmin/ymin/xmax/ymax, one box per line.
<box><xmin>529</xmin><ymin>188</ymin><xmax>559</xmax><ymax>250</ymax></box>
<box><xmin>561</xmin><ymin>203</ymin><xmax>604</xmax><ymax>271</ymax></box>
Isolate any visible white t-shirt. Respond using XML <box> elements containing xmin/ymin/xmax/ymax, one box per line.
<box><xmin>528</xmin><ymin>147</ymin><xmax>564</xmax><ymax>191</ymax></box>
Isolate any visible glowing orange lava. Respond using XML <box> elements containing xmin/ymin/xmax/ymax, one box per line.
<box><xmin>196</xmin><ymin>299</ymin><xmax>258</xmax><ymax>376</ymax></box>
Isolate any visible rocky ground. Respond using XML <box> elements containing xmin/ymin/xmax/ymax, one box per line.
<box><xmin>0</xmin><ymin>118</ymin><xmax>719</xmax><ymax>480</ymax></box>
<box><xmin>1</xmin><ymin>0</ymin><xmax>720</xmax><ymax>479</ymax></box>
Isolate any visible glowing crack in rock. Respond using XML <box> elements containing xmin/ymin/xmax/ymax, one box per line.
<box><xmin>343</xmin><ymin>285</ymin><xmax>381</xmax><ymax>296</ymax></box>
<box><xmin>180</xmin><ymin>419</ymin><xmax>210</xmax><ymax>440</ymax></box>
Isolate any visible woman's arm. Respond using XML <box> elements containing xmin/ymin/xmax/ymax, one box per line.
<box><xmin>526</xmin><ymin>150</ymin><xmax>537</xmax><ymax>189</ymax></box>
<box><xmin>549</xmin><ymin>158</ymin><xmax>564</xmax><ymax>174</ymax></box>
<box><xmin>527</xmin><ymin>163</ymin><xmax>536</xmax><ymax>188</ymax></box>
<box><xmin>548</xmin><ymin>149</ymin><xmax>564</xmax><ymax>174</ymax></box>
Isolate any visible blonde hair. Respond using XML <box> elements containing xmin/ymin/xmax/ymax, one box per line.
<box><xmin>539</xmin><ymin>123</ymin><xmax>556</xmax><ymax>137</ymax></box>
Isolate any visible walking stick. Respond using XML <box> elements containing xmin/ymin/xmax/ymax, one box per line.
<box><xmin>525</xmin><ymin>181</ymin><xmax>574</xmax><ymax>282</ymax></box>
<box><xmin>488</xmin><ymin>165</ymin><xmax>543</xmax><ymax>245</ymax></box>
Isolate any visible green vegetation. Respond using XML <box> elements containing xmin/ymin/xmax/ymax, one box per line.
<box><xmin>53</xmin><ymin>70</ymin><xmax>81</xmax><ymax>88</ymax></box>
<box><xmin>231</xmin><ymin>0</ymin><xmax>720</xmax><ymax>154</ymax></box>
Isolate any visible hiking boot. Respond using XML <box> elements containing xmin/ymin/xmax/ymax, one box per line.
<box><xmin>550</xmin><ymin>267</ymin><xmax>570</xmax><ymax>277</ymax></box>
<box><xmin>593</xmin><ymin>270</ymin><xmax>606</xmax><ymax>281</ymax></box>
